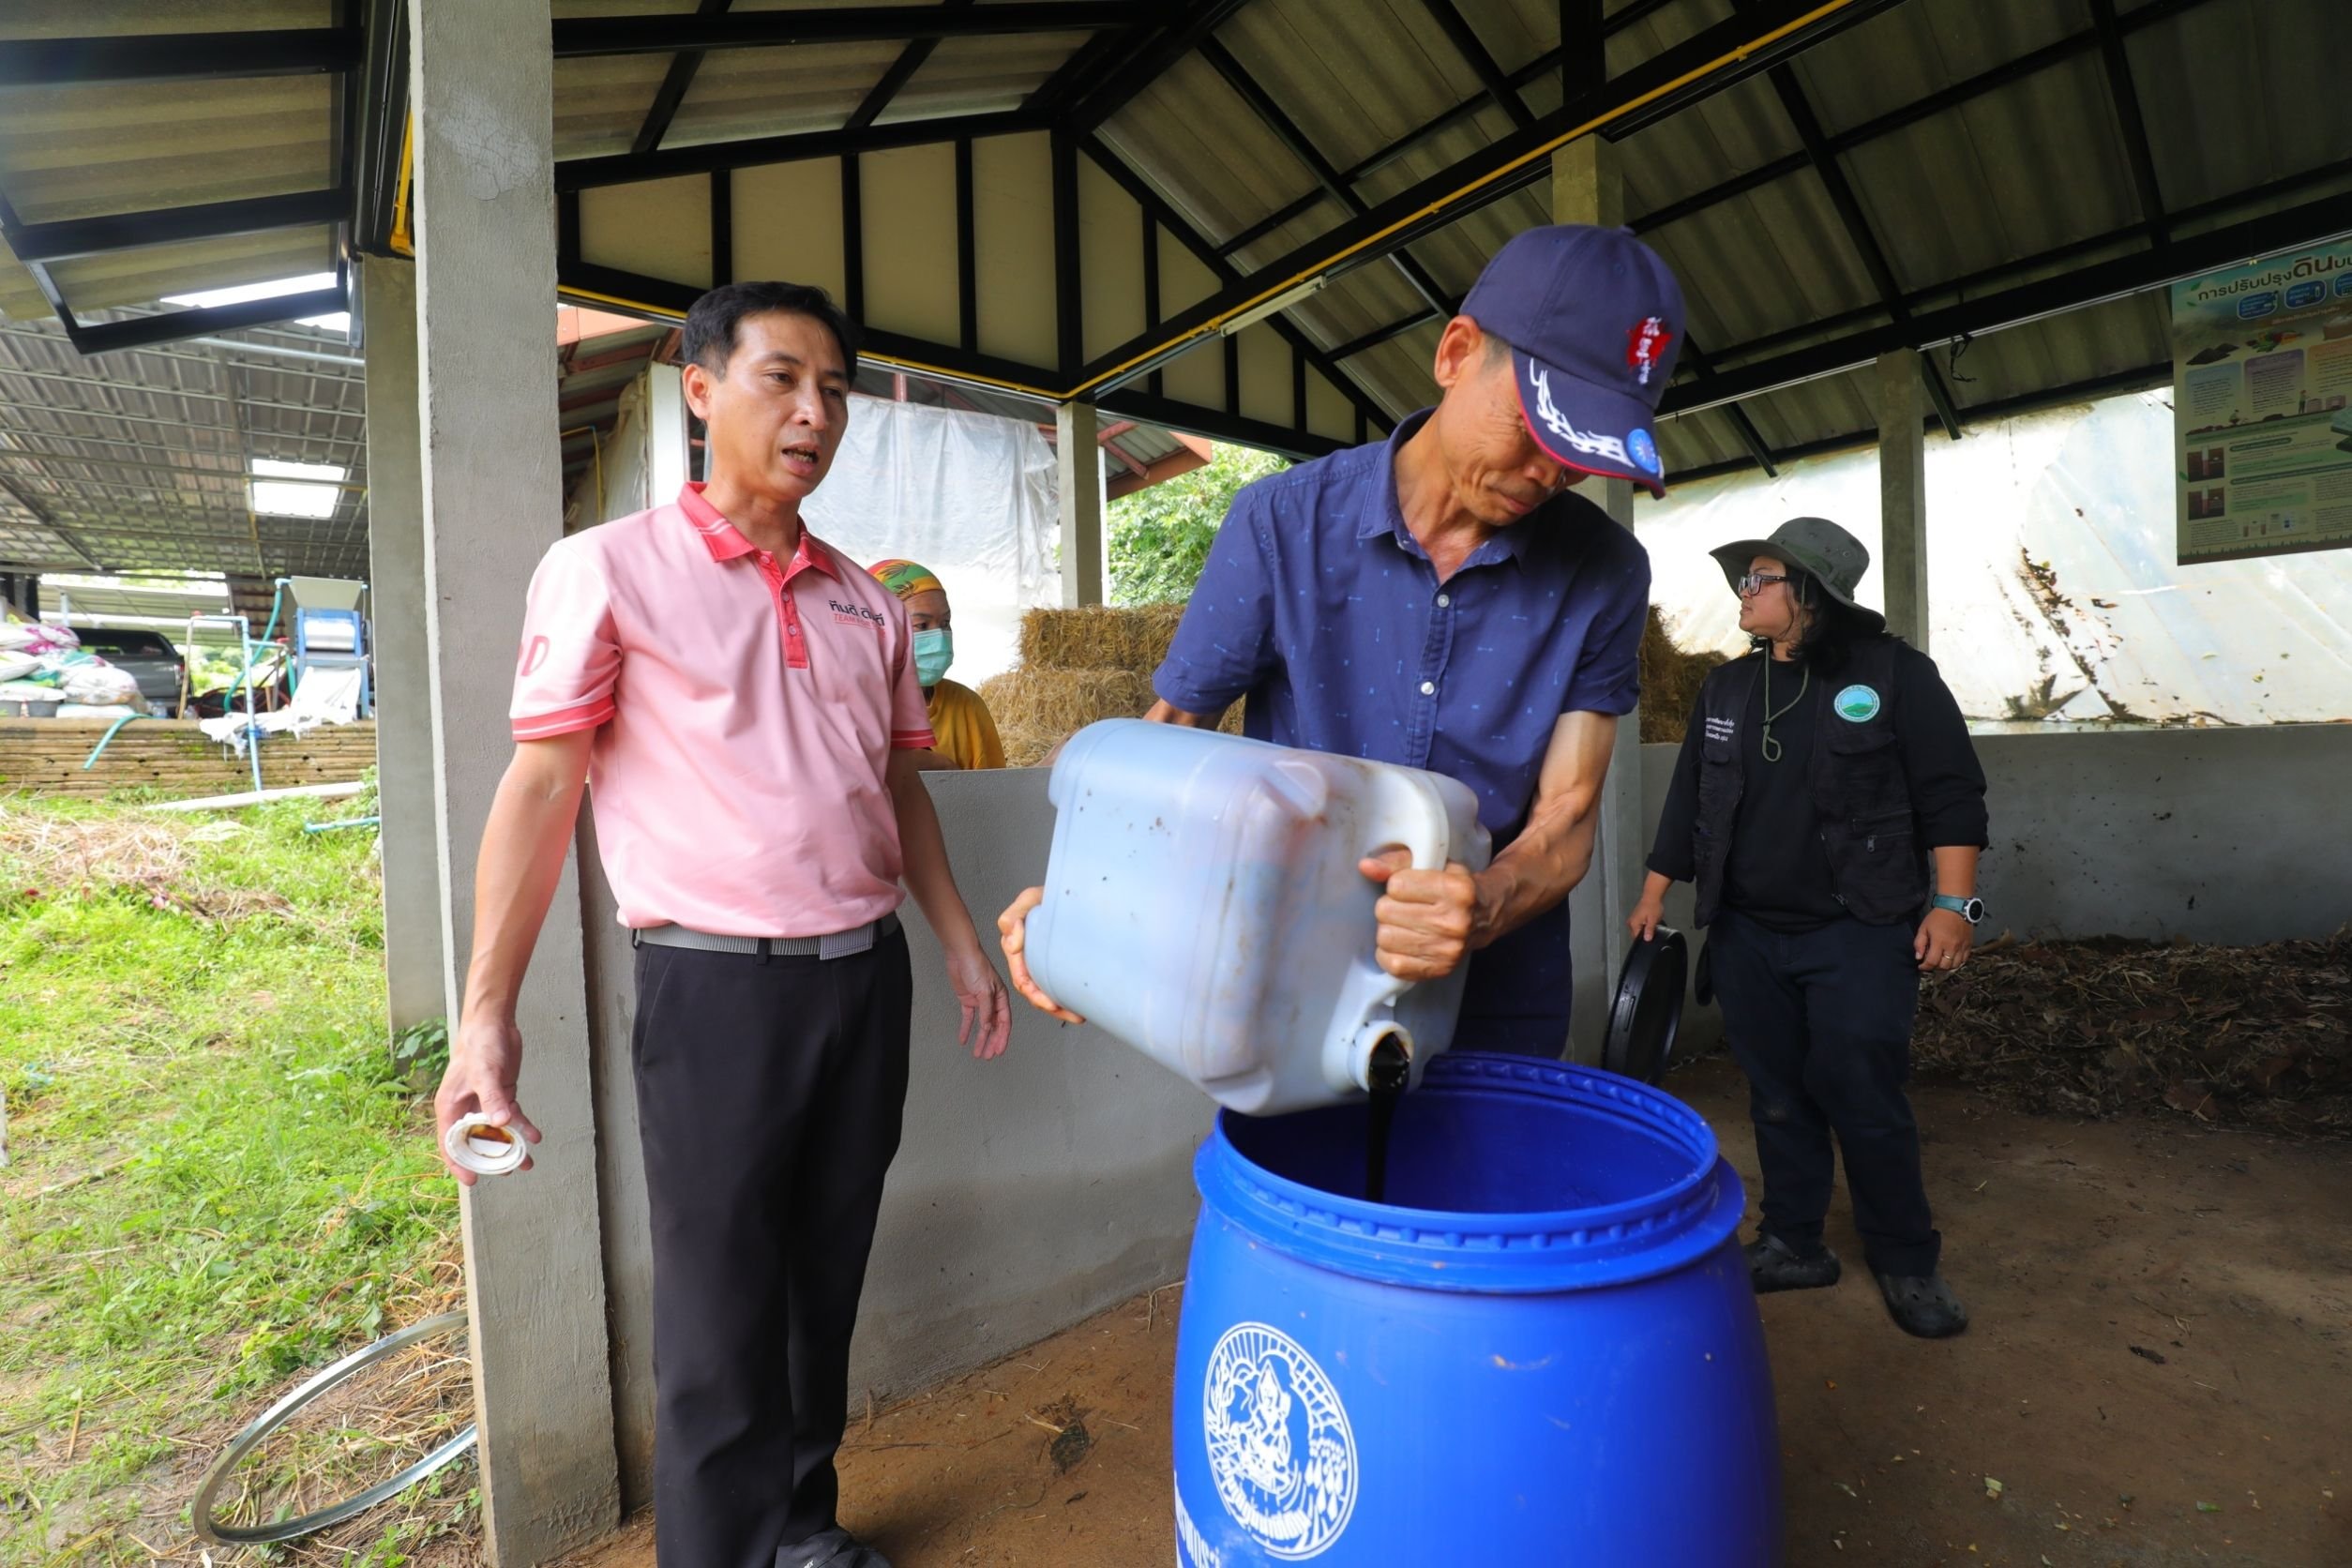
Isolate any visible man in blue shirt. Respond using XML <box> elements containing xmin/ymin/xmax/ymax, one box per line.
<box><xmin>1002</xmin><ymin>225</ymin><xmax>1681</xmax><ymax>1055</ymax></box>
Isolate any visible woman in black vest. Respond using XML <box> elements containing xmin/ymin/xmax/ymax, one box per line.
<box><xmin>1630</xmin><ymin>517</ymin><xmax>1985</xmax><ymax>1338</ymax></box>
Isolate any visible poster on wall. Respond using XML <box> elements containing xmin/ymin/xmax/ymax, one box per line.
<box><xmin>2170</xmin><ymin>238</ymin><xmax>2352</xmax><ymax>565</ymax></box>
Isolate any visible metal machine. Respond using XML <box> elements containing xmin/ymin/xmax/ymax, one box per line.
<box><xmin>285</xmin><ymin>577</ymin><xmax>371</xmax><ymax>718</ymax></box>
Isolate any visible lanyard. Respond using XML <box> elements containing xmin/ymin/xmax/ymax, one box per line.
<box><xmin>1760</xmin><ymin>659</ymin><xmax>1809</xmax><ymax>763</ymax></box>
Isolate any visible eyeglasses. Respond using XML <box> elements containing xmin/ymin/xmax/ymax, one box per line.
<box><xmin>1737</xmin><ymin>572</ymin><xmax>1791</xmax><ymax>596</ymax></box>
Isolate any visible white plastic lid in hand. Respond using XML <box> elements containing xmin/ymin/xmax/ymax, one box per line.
<box><xmin>443</xmin><ymin>1115</ymin><xmax>527</xmax><ymax>1177</ymax></box>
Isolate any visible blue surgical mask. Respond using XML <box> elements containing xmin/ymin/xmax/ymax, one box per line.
<box><xmin>912</xmin><ymin>626</ymin><xmax>953</xmax><ymax>687</ymax></box>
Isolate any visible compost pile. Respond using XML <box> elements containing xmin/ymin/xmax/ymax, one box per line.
<box><xmin>1637</xmin><ymin>607</ymin><xmax>1726</xmax><ymax>744</ymax></box>
<box><xmin>1912</xmin><ymin>931</ymin><xmax>2352</xmax><ymax>1138</ymax></box>
<box><xmin>981</xmin><ymin>605</ymin><xmax>1240</xmax><ymax>766</ymax></box>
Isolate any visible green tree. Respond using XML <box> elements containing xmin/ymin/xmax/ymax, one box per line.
<box><xmin>1108</xmin><ymin>444</ymin><xmax>1289</xmax><ymax>605</ymax></box>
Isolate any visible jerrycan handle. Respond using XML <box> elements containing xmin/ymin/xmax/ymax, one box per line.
<box><xmin>1322</xmin><ymin>769</ymin><xmax>1455</xmax><ymax>1098</ymax></box>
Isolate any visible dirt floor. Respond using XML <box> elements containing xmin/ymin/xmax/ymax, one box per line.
<box><xmin>564</xmin><ymin>1057</ymin><xmax>2352</xmax><ymax>1567</ymax></box>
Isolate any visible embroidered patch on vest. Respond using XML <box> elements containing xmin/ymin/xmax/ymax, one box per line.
<box><xmin>1833</xmin><ymin>684</ymin><xmax>1882</xmax><ymax>722</ymax></box>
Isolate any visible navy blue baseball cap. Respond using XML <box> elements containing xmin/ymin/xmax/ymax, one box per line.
<box><xmin>1460</xmin><ymin>224</ymin><xmax>1685</xmax><ymax>496</ymax></box>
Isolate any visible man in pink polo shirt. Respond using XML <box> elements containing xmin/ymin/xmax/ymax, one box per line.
<box><xmin>432</xmin><ymin>281</ymin><xmax>1011</xmax><ymax>1568</ymax></box>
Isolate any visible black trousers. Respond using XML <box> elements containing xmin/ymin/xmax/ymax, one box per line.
<box><xmin>1707</xmin><ymin>910</ymin><xmax>1941</xmax><ymax>1277</ymax></box>
<box><xmin>632</xmin><ymin>931</ymin><xmax>913</xmax><ymax>1568</ymax></box>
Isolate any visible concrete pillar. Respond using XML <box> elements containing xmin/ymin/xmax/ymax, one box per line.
<box><xmin>1874</xmin><ymin>349</ymin><xmax>1929</xmax><ymax>651</ymax></box>
<box><xmin>1057</xmin><ymin>399</ymin><xmax>1105</xmax><ymax>607</ymax></box>
<box><xmin>1551</xmin><ymin>133</ymin><xmax>1624</xmax><ymax>230</ymax></box>
<box><xmin>1554</xmin><ymin>136</ymin><xmax>1643</xmax><ymax>1067</ymax></box>
<box><xmin>360</xmin><ymin>258</ymin><xmax>450</xmax><ymax>1035</ymax></box>
<box><xmin>409</xmin><ymin>0</ymin><xmax>619</xmax><ymax>1559</ymax></box>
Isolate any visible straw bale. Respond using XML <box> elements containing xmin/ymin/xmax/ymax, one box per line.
<box><xmin>981</xmin><ymin>672</ymin><xmax>1244</xmax><ymax>766</ymax></box>
<box><xmin>979</xmin><ymin>668</ymin><xmax>1157</xmax><ymax>739</ymax></box>
<box><xmin>994</xmin><ymin>723</ymin><xmax>1067</xmax><ymax>769</ymax></box>
<box><xmin>1639</xmin><ymin>606</ymin><xmax>1727</xmax><ymax>743</ymax></box>
<box><xmin>1015</xmin><ymin>604</ymin><xmax>1190</xmax><ymax>672</ymax></box>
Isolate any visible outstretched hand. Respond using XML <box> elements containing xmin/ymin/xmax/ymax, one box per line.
<box><xmin>996</xmin><ymin>885</ymin><xmax>1084</xmax><ymax>1024</ymax></box>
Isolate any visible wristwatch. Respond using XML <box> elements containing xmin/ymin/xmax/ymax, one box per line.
<box><xmin>1931</xmin><ymin>893</ymin><xmax>1985</xmax><ymax>925</ymax></box>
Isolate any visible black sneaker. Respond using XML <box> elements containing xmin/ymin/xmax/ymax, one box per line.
<box><xmin>1875</xmin><ymin>1270</ymin><xmax>1969</xmax><ymax>1338</ymax></box>
<box><xmin>1746</xmin><ymin>1230</ymin><xmax>1841</xmax><ymax>1293</ymax></box>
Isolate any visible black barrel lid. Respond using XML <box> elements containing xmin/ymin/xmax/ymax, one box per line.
<box><xmin>1604</xmin><ymin>927</ymin><xmax>1688</xmax><ymax>1086</ymax></box>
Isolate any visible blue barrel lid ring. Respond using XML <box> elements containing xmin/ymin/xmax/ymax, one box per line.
<box><xmin>1198</xmin><ymin>1052</ymin><xmax>1745</xmax><ymax>1295</ymax></box>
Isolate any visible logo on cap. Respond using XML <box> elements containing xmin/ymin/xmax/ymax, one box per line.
<box><xmin>1627</xmin><ymin>430</ymin><xmax>1662</xmax><ymax>476</ymax></box>
<box><xmin>1626</xmin><ymin>316</ymin><xmax>1675</xmax><ymax>386</ymax></box>
<box><xmin>1530</xmin><ymin>367</ymin><xmax>1631</xmax><ymax>467</ymax></box>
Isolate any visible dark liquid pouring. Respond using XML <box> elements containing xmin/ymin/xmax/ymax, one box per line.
<box><xmin>1364</xmin><ymin>1036</ymin><xmax>1411</xmax><ymax>1204</ymax></box>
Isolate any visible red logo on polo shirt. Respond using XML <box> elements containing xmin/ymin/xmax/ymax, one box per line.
<box><xmin>829</xmin><ymin>598</ymin><xmax>887</xmax><ymax>629</ymax></box>
<box><xmin>518</xmin><ymin>635</ymin><xmax>550</xmax><ymax>676</ymax></box>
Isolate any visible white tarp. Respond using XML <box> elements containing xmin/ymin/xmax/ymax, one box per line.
<box><xmin>1638</xmin><ymin>388</ymin><xmax>2352</xmax><ymax>725</ymax></box>
<box><xmin>803</xmin><ymin>395</ymin><xmax>1059</xmax><ymax>685</ymax></box>
<box><xmin>197</xmin><ymin>666</ymin><xmax>367</xmax><ymax>755</ymax></box>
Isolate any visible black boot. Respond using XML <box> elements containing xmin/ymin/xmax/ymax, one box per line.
<box><xmin>1874</xmin><ymin>1270</ymin><xmax>1968</xmax><ymax>1338</ymax></box>
<box><xmin>1745</xmin><ymin>1229</ymin><xmax>1841</xmax><ymax>1293</ymax></box>
<box><xmin>778</xmin><ymin>1529</ymin><xmax>893</xmax><ymax>1568</ymax></box>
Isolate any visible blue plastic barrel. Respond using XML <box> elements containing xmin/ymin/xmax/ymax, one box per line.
<box><xmin>1172</xmin><ymin>1052</ymin><xmax>1780</xmax><ymax>1565</ymax></box>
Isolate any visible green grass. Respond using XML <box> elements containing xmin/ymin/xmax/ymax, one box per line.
<box><xmin>0</xmin><ymin>795</ymin><xmax>471</xmax><ymax>1564</ymax></box>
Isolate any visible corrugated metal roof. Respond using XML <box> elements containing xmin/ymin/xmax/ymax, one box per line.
<box><xmin>0</xmin><ymin>0</ymin><xmax>341</xmax><ymax>319</ymax></box>
<box><xmin>1095</xmin><ymin>0</ymin><xmax>2352</xmax><ymax>475</ymax></box>
<box><xmin>0</xmin><ymin>316</ymin><xmax>368</xmax><ymax>579</ymax></box>
<box><xmin>4</xmin><ymin>0</ymin><xmax>2350</xmax><ymax>573</ymax></box>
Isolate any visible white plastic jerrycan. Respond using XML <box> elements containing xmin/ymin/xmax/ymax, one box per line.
<box><xmin>1024</xmin><ymin>719</ymin><xmax>1491</xmax><ymax>1116</ymax></box>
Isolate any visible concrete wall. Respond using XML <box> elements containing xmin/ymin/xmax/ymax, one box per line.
<box><xmin>1645</xmin><ymin>724</ymin><xmax>2352</xmax><ymax>1059</ymax></box>
<box><xmin>860</xmin><ymin>768</ymin><xmax>1212</xmax><ymax>1384</ymax></box>
<box><xmin>1969</xmin><ymin>726</ymin><xmax>2352</xmax><ymax>944</ymax></box>
<box><xmin>579</xmin><ymin>721</ymin><xmax>2352</xmax><ymax>1508</ymax></box>
<box><xmin>587</xmin><ymin>765</ymin><xmax>1211</xmax><ymax>1509</ymax></box>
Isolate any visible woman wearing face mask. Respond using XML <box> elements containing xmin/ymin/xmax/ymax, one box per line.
<box><xmin>1629</xmin><ymin>517</ymin><xmax>1985</xmax><ymax>1339</ymax></box>
<box><xmin>867</xmin><ymin>559</ymin><xmax>1005</xmax><ymax>772</ymax></box>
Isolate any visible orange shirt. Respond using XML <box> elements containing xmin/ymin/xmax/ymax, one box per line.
<box><xmin>926</xmin><ymin>677</ymin><xmax>1004</xmax><ymax>770</ymax></box>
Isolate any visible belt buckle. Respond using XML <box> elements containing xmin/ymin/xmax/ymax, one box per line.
<box><xmin>818</xmin><ymin>921</ymin><xmax>874</xmax><ymax>960</ymax></box>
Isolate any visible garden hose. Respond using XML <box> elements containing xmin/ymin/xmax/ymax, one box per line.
<box><xmin>190</xmin><ymin>1310</ymin><xmax>475</xmax><ymax>1545</ymax></box>
<box><xmin>80</xmin><ymin>711</ymin><xmax>143</xmax><ymax>770</ymax></box>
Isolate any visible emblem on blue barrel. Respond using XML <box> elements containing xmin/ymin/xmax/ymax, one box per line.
<box><xmin>1202</xmin><ymin>1321</ymin><xmax>1357</xmax><ymax>1559</ymax></box>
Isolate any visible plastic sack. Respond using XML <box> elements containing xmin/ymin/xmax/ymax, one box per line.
<box><xmin>0</xmin><ymin>681</ymin><xmax>55</xmax><ymax>701</ymax></box>
<box><xmin>0</xmin><ymin>610</ymin><xmax>77</xmax><ymax>655</ymax></box>
<box><xmin>58</xmin><ymin>666</ymin><xmax>141</xmax><ymax>705</ymax></box>
<box><xmin>30</xmin><ymin>648</ymin><xmax>140</xmax><ymax>705</ymax></box>
<box><xmin>0</xmin><ymin>650</ymin><xmax>37</xmax><ymax>683</ymax></box>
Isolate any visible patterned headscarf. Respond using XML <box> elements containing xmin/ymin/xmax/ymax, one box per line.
<box><xmin>866</xmin><ymin>558</ymin><xmax>944</xmax><ymax>599</ymax></box>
